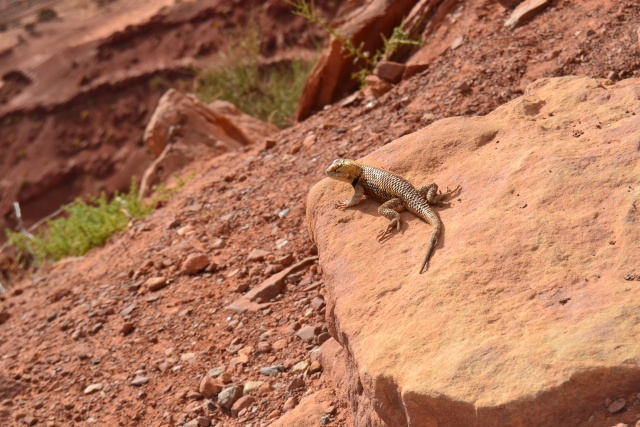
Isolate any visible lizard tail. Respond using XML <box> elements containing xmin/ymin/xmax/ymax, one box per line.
<box><xmin>419</xmin><ymin>222</ymin><xmax>441</xmax><ymax>274</ymax></box>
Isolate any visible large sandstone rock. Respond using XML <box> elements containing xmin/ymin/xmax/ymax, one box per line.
<box><xmin>140</xmin><ymin>89</ymin><xmax>278</xmax><ymax>195</ymax></box>
<box><xmin>306</xmin><ymin>76</ymin><xmax>640</xmax><ymax>426</ymax></box>
<box><xmin>143</xmin><ymin>89</ymin><xmax>278</xmax><ymax>158</ymax></box>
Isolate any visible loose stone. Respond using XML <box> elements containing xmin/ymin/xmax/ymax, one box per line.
<box><xmin>199</xmin><ymin>377</ymin><xmax>223</xmax><ymax>398</ymax></box>
<box><xmin>286</xmin><ymin>377</ymin><xmax>305</xmax><ymax>391</ymax></box>
<box><xmin>181</xmin><ymin>253</ymin><xmax>210</xmax><ymax>275</ymax></box>
<box><xmin>231</xmin><ymin>395</ymin><xmax>256</xmax><ymax>414</ymax></box>
<box><xmin>608</xmin><ymin>398</ymin><xmax>626</xmax><ymax>413</ymax></box>
<box><xmin>131</xmin><ymin>376</ymin><xmax>149</xmax><ymax>386</ymax></box>
<box><xmin>296</xmin><ymin>325</ymin><xmax>317</xmax><ymax>343</ymax></box>
<box><xmin>83</xmin><ymin>383</ymin><xmax>104</xmax><ymax>394</ymax></box>
<box><xmin>243</xmin><ymin>381</ymin><xmax>265</xmax><ymax>395</ymax></box>
<box><xmin>217</xmin><ymin>385</ymin><xmax>242</xmax><ymax>409</ymax></box>
<box><xmin>147</xmin><ymin>276</ymin><xmax>167</xmax><ymax>291</ymax></box>
<box><xmin>260</xmin><ymin>365</ymin><xmax>284</xmax><ymax>376</ymax></box>
<box><xmin>207</xmin><ymin>365</ymin><xmax>226</xmax><ymax>378</ymax></box>
<box><xmin>291</xmin><ymin>360</ymin><xmax>309</xmax><ymax>373</ymax></box>
<box><xmin>283</xmin><ymin>396</ymin><xmax>298</xmax><ymax>412</ymax></box>
<box><xmin>121</xmin><ymin>322</ymin><xmax>135</xmax><ymax>335</ymax></box>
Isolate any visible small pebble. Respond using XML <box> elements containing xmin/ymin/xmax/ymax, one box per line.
<box><xmin>608</xmin><ymin>398</ymin><xmax>626</xmax><ymax>413</ymax></box>
<box><xmin>260</xmin><ymin>365</ymin><xmax>284</xmax><ymax>376</ymax></box>
<box><xmin>83</xmin><ymin>383</ymin><xmax>103</xmax><ymax>394</ymax></box>
<box><xmin>131</xmin><ymin>376</ymin><xmax>149</xmax><ymax>387</ymax></box>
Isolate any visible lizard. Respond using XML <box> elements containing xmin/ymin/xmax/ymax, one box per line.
<box><xmin>325</xmin><ymin>158</ymin><xmax>460</xmax><ymax>274</ymax></box>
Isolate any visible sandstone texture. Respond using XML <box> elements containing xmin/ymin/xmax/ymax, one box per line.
<box><xmin>269</xmin><ymin>389</ymin><xmax>336</xmax><ymax>427</ymax></box>
<box><xmin>307</xmin><ymin>76</ymin><xmax>640</xmax><ymax>426</ymax></box>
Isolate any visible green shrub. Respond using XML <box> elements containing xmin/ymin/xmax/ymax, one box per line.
<box><xmin>195</xmin><ymin>29</ymin><xmax>314</xmax><ymax>128</ymax></box>
<box><xmin>4</xmin><ymin>177</ymin><xmax>171</xmax><ymax>266</ymax></box>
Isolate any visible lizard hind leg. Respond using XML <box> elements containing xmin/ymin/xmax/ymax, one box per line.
<box><xmin>376</xmin><ymin>198</ymin><xmax>405</xmax><ymax>240</ymax></box>
<box><xmin>418</xmin><ymin>183</ymin><xmax>439</xmax><ymax>202</ymax></box>
<box><xmin>418</xmin><ymin>183</ymin><xmax>461</xmax><ymax>204</ymax></box>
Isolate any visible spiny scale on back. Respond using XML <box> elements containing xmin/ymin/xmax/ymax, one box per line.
<box><xmin>326</xmin><ymin>158</ymin><xmax>460</xmax><ymax>274</ymax></box>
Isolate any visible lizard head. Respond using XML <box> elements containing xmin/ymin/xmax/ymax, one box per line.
<box><xmin>326</xmin><ymin>159</ymin><xmax>362</xmax><ymax>183</ymax></box>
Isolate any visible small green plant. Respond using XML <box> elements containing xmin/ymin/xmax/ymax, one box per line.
<box><xmin>194</xmin><ymin>27</ymin><xmax>314</xmax><ymax>128</ymax></box>
<box><xmin>4</xmin><ymin>177</ymin><xmax>175</xmax><ymax>266</ymax></box>
<box><xmin>174</xmin><ymin>171</ymin><xmax>196</xmax><ymax>188</ymax></box>
<box><xmin>284</xmin><ymin>0</ymin><xmax>422</xmax><ymax>86</ymax></box>
<box><xmin>150</xmin><ymin>172</ymin><xmax>196</xmax><ymax>202</ymax></box>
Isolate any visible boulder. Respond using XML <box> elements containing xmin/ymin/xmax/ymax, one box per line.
<box><xmin>144</xmin><ymin>89</ymin><xmax>277</xmax><ymax>158</ymax></box>
<box><xmin>306</xmin><ymin>76</ymin><xmax>640</xmax><ymax>426</ymax></box>
<box><xmin>140</xmin><ymin>89</ymin><xmax>278</xmax><ymax>195</ymax></box>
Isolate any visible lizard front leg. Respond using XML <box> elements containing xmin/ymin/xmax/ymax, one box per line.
<box><xmin>376</xmin><ymin>198</ymin><xmax>405</xmax><ymax>240</ymax></box>
<box><xmin>335</xmin><ymin>183</ymin><xmax>364</xmax><ymax>210</ymax></box>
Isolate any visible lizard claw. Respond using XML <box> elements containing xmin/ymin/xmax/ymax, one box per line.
<box><xmin>334</xmin><ymin>201</ymin><xmax>349</xmax><ymax>210</ymax></box>
<box><xmin>445</xmin><ymin>185</ymin><xmax>461</xmax><ymax>197</ymax></box>
<box><xmin>377</xmin><ymin>219</ymin><xmax>400</xmax><ymax>240</ymax></box>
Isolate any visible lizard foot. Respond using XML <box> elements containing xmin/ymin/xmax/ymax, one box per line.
<box><xmin>444</xmin><ymin>185</ymin><xmax>461</xmax><ymax>196</ymax></box>
<box><xmin>434</xmin><ymin>185</ymin><xmax>461</xmax><ymax>204</ymax></box>
<box><xmin>334</xmin><ymin>201</ymin><xmax>350</xmax><ymax>210</ymax></box>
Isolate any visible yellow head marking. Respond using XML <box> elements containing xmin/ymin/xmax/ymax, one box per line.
<box><xmin>326</xmin><ymin>159</ymin><xmax>362</xmax><ymax>183</ymax></box>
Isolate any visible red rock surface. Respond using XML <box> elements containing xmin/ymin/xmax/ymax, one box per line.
<box><xmin>308</xmin><ymin>75</ymin><xmax>640</xmax><ymax>426</ymax></box>
<box><xmin>1</xmin><ymin>0</ymin><xmax>640</xmax><ymax>426</ymax></box>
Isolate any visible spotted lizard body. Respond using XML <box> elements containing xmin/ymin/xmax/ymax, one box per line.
<box><xmin>326</xmin><ymin>158</ymin><xmax>459</xmax><ymax>274</ymax></box>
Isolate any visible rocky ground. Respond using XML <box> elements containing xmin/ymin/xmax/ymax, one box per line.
<box><xmin>1</xmin><ymin>0</ymin><xmax>640</xmax><ymax>426</ymax></box>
